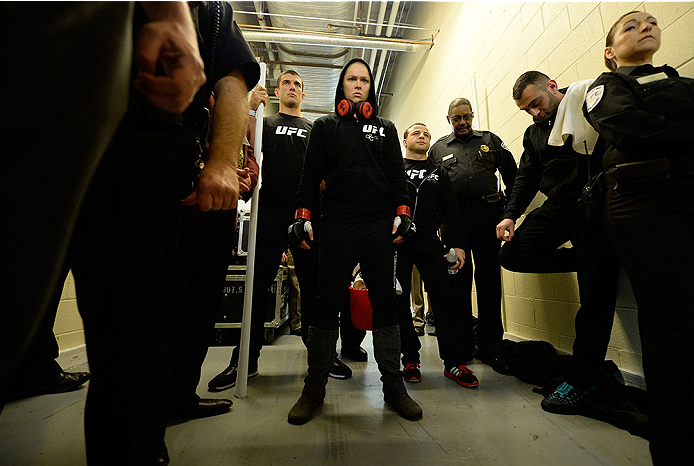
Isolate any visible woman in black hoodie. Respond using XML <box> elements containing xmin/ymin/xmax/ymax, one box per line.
<box><xmin>287</xmin><ymin>58</ymin><xmax>421</xmax><ymax>424</ymax></box>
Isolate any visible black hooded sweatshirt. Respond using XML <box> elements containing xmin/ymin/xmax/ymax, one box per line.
<box><xmin>295</xmin><ymin>58</ymin><xmax>411</xmax><ymax>224</ymax></box>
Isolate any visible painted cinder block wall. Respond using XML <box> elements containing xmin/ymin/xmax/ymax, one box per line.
<box><xmin>383</xmin><ymin>1</ymin><xmax>694</xmax><ymax>378</ymax></box>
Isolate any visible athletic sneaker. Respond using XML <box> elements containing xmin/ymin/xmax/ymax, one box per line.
<box><xmin>208</xmin><ymin>363</ymin><xmax>259</xmax><ymax>392</ymax></box>
<box><xmin>402</xmin><ymin>362</ymin><xmax>422</xmax><ymax>383</ymax></box>
<box><xmin>329</xmin><ymin>356</ymin><xmax>353</xmax><ymax>379</ymax></box>
<box><xmin>444</xmin><ymin>365</ymin><xmax>479</xmax><ymax>388</ymax></box>
<box><xmin>541</xmin><ymin>381</ymin><xmax>594</xmax><ymax>415</ymax></box>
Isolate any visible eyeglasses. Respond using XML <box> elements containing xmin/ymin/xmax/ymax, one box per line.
<box><xmin>450</xmin><ymin>114</ymin><xmax>474</xmax><ymax>123</ymax></box>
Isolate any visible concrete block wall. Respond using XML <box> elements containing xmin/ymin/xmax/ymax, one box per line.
<box><xmin>383</xmin><ymin>1</ymin><xmax>694</xmax><ymax>378</ymax></box>
<box><xmin>54</xmin><ymin>272</ymin><xmax>86</xmax><ymax>352</ymax></box>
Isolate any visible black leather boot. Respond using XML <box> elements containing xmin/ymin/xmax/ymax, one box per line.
<box><xmin>288</xmin><ymin>326</ymin><xmax>338</xmax><ymax>425</ymax></box>
<box><xmin>373</xmin><ymin>325</ymin><xmax>423</xmax><ymax>421</ymax></box>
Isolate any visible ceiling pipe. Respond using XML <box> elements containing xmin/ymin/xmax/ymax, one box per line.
<box><xmin>253</xmin><ymin>1</ymin><xmax>278</xmax><ymax>80</ymax></box>
<box><xmin>368</xmin><ymin>1</ymin><xmax>387</xmax><ymax>70</ymax></box>
<box><xmin>374</xmin><ymin>1</ymin><xmax>400</xmax><ymax>97</ymax></box>
<box><xmin>360</xmin><ymin>1</ymin><xmax>373</xmax><ymax>59</ymax></box>
<box><xmin>242</xmin><ymin>30</ymin><xmax>430</xmax><ymax>52</ymax></box>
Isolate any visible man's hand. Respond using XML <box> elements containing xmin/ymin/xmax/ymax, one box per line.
<box><xmin>237</xmin><ymin>167</ymin><xmax>252</xmax><ymax>196</ymax></box>
<box><xmin>496</xmin><ymin>218</ymin><xmax>515</xmax><ymax>241</ymax></box>
<box><xmin>249</xmin><ymin>86</ymin><xmax>268</xmax><ymax>112</ymax></box>
<box><xmin>134</xmin><ymin>2</ymin><xmax>206</xmax><ymax>114</ymax></box>
<box><xmin>448</xmin><ymin>247</ymin><xmax>466</xmax><ymax>270</ymax></box>
<box><xmin>180</xmin><ymin>158</ymin><xmax>239</xmax><ymax>211</ymax></box>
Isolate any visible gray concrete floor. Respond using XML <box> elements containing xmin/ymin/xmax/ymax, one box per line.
<box><xmin>0</xmin><ymin>332</ymin><xmax>651</xmax><ymax>465</ymax></box>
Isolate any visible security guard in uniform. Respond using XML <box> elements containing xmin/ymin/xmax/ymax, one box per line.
<box><xmin>583</xmin><ymin>11</ymin><xmax>694</xmax><ymax>464</ymax></box>
<box><xmin>429</xmin><ymin>98</ymin><xmax>517</xmax><ymax>374</ymax></box>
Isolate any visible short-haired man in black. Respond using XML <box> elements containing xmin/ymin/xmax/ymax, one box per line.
<box><xmin>396</xmin><ymin>122</ymin><xmax>479</xmax><ymax>388</ymax></box>
<box><xmin>287</xmin><ymin>58</ymin><xmax>420</xmax><ymax>424</ymax></box>
<box><xmin>496</xmin><ymin>70</ymin><xmax>620</xmax><ymax>414</ymax></box>
<box><xmin>207</xmin><ymin>69</ymin><xmax>356</xmax><ymax>391</ymax></box>
<box><xmin>429</xmin><ymin>98</ymin><xmax>518</xmax><ymax>374</ymax></box>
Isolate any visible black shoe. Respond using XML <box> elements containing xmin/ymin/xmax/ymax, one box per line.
<box><xmin>402</xmin><ymin>362</ymin><xmax>422</xmax><ymax>383</ymax></box>
<box><xmin>341</xmin><ymin>345</ymin><xmax>368</xmax><ymax>362</ymax></box>
<box><xmin>541</xmin><ymin>382</ymin><xmax>594</xmax><ymax>415</ymax></box>
<box><xmin>475</xmin><ymin>351</ymin><xmax>514</xmax><ymax>376</ymax></box>
<box><xmin>425</xmin><ymin>312</ymin><xmax>435</xmax><ymax>327</ymax></box>
<box><xmin>444</xmin><ymin>365</ymin><xmax>479</xmax><ymax>388</ymax></box>
<box><xmin>328</xmin><ymin>356</ymin><xmax>352</xmax><ymax>379</ymax></box>
<box><xmin>171</xmin><ymin>398</ymin><xmax>233</xmax><ymax>419</ymax></box>
<box><xmin>156</xmin><ymin>441</ymin><xmax>170</xmax><ymax>465</ymax></box>
<box><xmin>208</xmin><ymin>363</ymin><xmax>259</xmax><ymax>392</ymax></box>
<box><xmin>8</xmin><ymin>371</ymin><xmax>91</xmax><ymax>400</ymax></box>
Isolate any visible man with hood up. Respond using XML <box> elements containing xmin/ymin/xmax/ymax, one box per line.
<box><xmin>286</xmin><ymin>58</ymin><xmax>421</xmax><ymax>424</ymax></box>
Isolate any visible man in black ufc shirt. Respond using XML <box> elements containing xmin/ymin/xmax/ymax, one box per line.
<box><xmin>208</xmin><ymin>70</ymin><xmax>352</xmax><ymax>391</ymax></box>
<box><xmin>396</xmin><ymin>123</ymin><xmax>479</xmax><ymax>388</ymax></box>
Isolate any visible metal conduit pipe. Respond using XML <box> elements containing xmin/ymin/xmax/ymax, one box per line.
<box><xmin>374</xmin><ymin>1</ymin><xmax>400</xmax><ymax>95</ymax></box>
<box><xmin>253</xmin><ymin>2</ymin><xmax>276</xmax><ymax>65</ymax></box>
<box><xmin>360</xmin><ymin>1</ymin><xmax>373</xmax><ymax>59</ymax></box>
<box><xmin>369</xmin><ymin>1</ymin><xmax>387</xmax><ymax>70</ymax></box>
<box><xmin>242</xmin><ymin>30</ymin><xmax>430</xmax><ymax>53</ymax></box>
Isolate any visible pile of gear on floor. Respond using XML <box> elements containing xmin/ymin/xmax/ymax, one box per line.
<box><xmin>499</xmin><ymin>338</ymin><xmax>649</xmax><ymax>439</ymax></box>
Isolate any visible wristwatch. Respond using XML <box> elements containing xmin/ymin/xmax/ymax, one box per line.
<box><xmin>248</xmin><ymin>109</ymin><xmax>257</xmax><ymax>117</ymax></box>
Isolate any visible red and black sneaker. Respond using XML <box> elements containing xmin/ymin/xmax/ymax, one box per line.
<box><xmin>402</xmin><ymin>362</ymin><xmax>422</xmax><ymax>383</ymax></box>
<box><xmin>444</xmin><ymin>365</ymin><xmax>479</xmax><ymax>388</ymax></box>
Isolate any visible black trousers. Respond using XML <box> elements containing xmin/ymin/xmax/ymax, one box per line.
<box><xmin>1</xmin><ymin>3</ymin><xmax>132</xmax><ymax>402</ymax></box>
<box><xmin>228</xmin><ymin>203</ymin><xmax>318</xmax><ymax>365</ymax></box>
<box><xmin>10</xmin><ymin>266</ymin><xmax>69</xmax><ymax>390</ymax></box>
<box><xmin>313</xmin><ymin>218</ymin><xmax>398</xmax><ymax>331</ymax></box>
<box><xmin>449</xmin><ymin>202</ymin><xmax>505</xmax><ymax>356</ymax></box>
<box><xmin>169</xmin><ymin>209</ymin><xmax>236</xmax><ymax>410</ymax></box>
<box><xmin>603</xmin><ymin>178</ymin><xmax>693</xmax><ymax>465</ymax></box>
<box><xmin>69</xmin><ymin>108</ymin><xmax>203</xmax><ymax>465</ymax></box>
<box><xmin>395</xmin><ymin>233</ymin><xmax>470</xmax><ymax>367</ymax></box>
<box><xmin>498</xmin><ymin>200</ymin><xmax>620</xmax><ymax>384</ymax></box>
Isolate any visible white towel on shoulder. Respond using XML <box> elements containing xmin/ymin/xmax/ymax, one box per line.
<box><xmin>548</xmin><ymin>79</ymin><xmax>599</xmax><ymax>155</ymax></box>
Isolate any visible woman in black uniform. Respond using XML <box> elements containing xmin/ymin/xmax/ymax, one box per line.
<box><xmin>583</xmin><ymin>11</ymin><xmax>694</xmax><ymax>465</ymax></box>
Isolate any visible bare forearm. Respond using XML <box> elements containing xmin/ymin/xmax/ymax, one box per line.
<box><xmin>208</xmin><ymin>69</ymin><xmax>250</xmax><ymax>167</ymax></box>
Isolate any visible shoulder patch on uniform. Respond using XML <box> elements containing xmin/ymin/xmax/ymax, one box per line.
<box><xmin>500</xmin><ymin>141</ymin><xmax>508</xmax><ymax>151</ymax></box>
<box><xmin>585</xmin><ymin>85</ymin><xmax>604</xmax><ymax>113</ymax></box>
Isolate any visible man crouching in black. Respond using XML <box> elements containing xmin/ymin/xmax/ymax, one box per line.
<box><xmin>287</xmin><ymin>58</ymin><xmax>421</xmax><ymax>424</ymax></box>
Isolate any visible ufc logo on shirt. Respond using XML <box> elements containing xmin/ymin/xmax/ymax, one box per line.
<box><xmin>406</xmin><ymin>169</ymin><xmax>439</xmax><ymax>182</ymax></box>
<box><xmin>275</xmin><ymin>126</ymin><xmax>308</xmax><ymax>138</ymax></box>
<box><xmin>363</xmin><ymin>124</ymin><xmax>386</xmax><ymax>137</ymax></box>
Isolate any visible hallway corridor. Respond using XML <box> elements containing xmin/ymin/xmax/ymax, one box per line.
<box><xmin>0</xmin><ymin>332</ymin><xmax>651</xmax><ymax>465</ymax></box>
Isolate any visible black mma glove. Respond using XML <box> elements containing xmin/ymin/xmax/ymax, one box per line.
<box><xmin>392</xmin><ymin>205</ymin><xmax>416</xmax><ymax>242</ymax></box>
<box><xmin>288</xmin><ymin>208</ymin><xmax>313</xmax><ymax>248</ymax></box>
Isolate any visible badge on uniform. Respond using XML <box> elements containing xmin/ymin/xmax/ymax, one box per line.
<box><xmin>480</xmin><ymin>144</ymin><xmax>489</xmax><ymax>152</ymax></box>
<box><xmin>585</xmin><ymin>85</ymin><xmax>604</xmax><ymax>113</ymax></box>
<box><xmin>442</xmin><ymin>154</ymin><xmax>454</xmax><ymax>162</ymax></box>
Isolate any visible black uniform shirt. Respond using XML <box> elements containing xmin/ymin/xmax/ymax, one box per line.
<box><xmin>429</xmin><ymin>130</ymin><xmax>517</xmax><ymax>201</ymax></box>
<box><xmin>583</xmin><ymin>64</ymin><xmax>694</xmax><ymax>169</ymax></box>
<box><xmin>259</xmin><ymin>113</ymin><xmax>313</xmax><ymax>208</ymax></box>
<box><xmin>503</xmin><ymin>87</ymin><xmax>596</xmax><ymax>221</ymax></box>
<box><xmin>404</xmin><ymin>157</ymin><xmax>468</xmax><ymax>249</ymax></box>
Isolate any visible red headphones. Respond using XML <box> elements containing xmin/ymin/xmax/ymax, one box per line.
<box><xmin>336</xmin><ymin>99</ymin><xmax>373</xmax><ymax>120</ymax></box>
